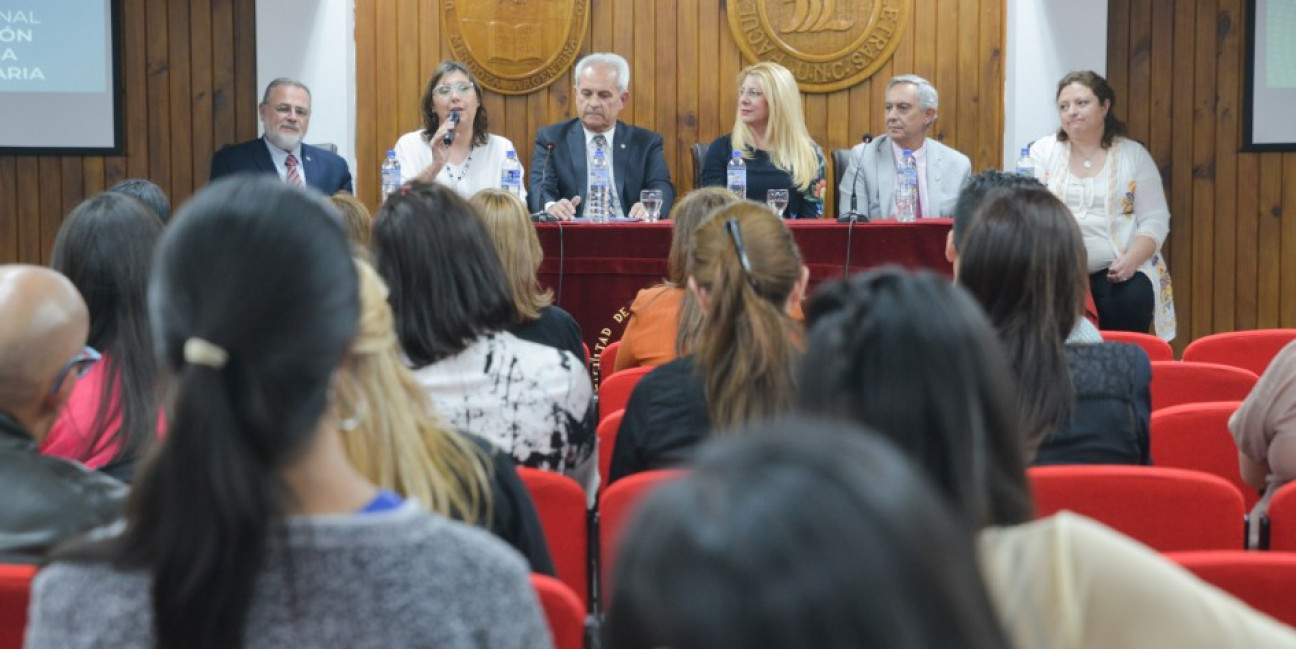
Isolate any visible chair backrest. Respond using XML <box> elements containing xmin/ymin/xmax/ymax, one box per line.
<box><xmin>597</xmin><ymin>409</ymin><xmax>625</xmax><ymax>495</ymax></box>
<box><xmin>1150</xmin><ymin>401</ymin><xmax>1260</xmax><ymax>510</ymax></box>
<box><xmin>1028</xmin><ymin>465</ymin><xmax>1245</xmax><ymax>552</ymax></box>
<box><xmin>1099</xmin><ymin>330</ymin><xmax>1175</xmax><ymax>361</ymax></box>
<box><xmin>1150</xmin><ymin>361</ymin><xmax>1258</xmax><ymax>412</ymax></box>
<box><xmin>1265</xmin><ymin>481</ymin><xmax>1296</xmax><ymax>551</ymax></box>
<box><xmin>599</xmin><ymin>469</ymin><xmax>685</xmax><ymax>598</ymax></box>
<box><xmin>599</xmin><ymin>340</ymin><xmax>621</xmax><ymax>379</ymax></box>
<box><xmin>309</xmin><ymin>142</ymin><xmax>339</xmax><ymax>154</ymax></box>
<box><xmin>516</xmin><ymin>468</ymin><xmax>588</xmax><ymax>606</ymax></box>
<box><xmin>0</xmin><ymin>564</ymin><xmax>37</xmax><ymax>649</ymax></box>
<box><xmin>691</xmin><ymin>142</ymin><xmax>708</xmax><ymax>187</ymax></box>
<box><xmin>598</xmin><ymin>365</ymin><xmax>654</xmax><ymax>422</ymax></box>
<box><xmin>529</xmin><ymin>573</ymin><xmax>586</xmax><ymax>649</ymax></box>
<box><xmin>1167</xmin><ymin>551</ymin><xmax>1296</xmax><ymax>628</ymax></box>
<box><xmin>1182</xmin><ymin>329</ymin><xmax>1296</xmax><ymax>376</ymax></box>
<box><xmin>832</xmin><ymin>148</ymin><xmax>852</xmax><ymax>217</ymax></box>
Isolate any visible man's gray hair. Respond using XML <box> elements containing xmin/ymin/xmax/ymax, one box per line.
<box><xmin>574</xmin><ymin>53</ymin><xmax>630</xmax><ymax>93</ymax></box>
<box><xmin>888</xmin><ymin>74</ymin><xmax>938</xmax><ymax>112</ymax></box>
<box><xmin>261</xmin><ymin>77</ymin><xmax>311</xmax><ymax>105</ymax></box>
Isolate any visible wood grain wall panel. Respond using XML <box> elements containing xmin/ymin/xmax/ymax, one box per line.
<box><xmin>353</xmin><ymin>0</ymin><xmax>1005</xmax><ymax>214</ymax></box>
<box><xmin>1109</xmin><ymin>0</ymin><xmax>1296</xmax><ymax>347</ymax></box>
<box><xmin>0</xmin><ymin>0</ymin><xmax>257</xmax><ymax>265</ymax></box>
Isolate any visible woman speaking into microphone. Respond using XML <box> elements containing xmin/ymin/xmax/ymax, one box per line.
<box><xmin>392</xmin><ymin>61</ymin><xmax>526</xmax><ymax>199</ymax></box>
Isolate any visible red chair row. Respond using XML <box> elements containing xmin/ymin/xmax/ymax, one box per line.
<box><xmin>1099</xmin><ymin>328</ymin><xmax>1296</xmax><ymax>375</ymax></box>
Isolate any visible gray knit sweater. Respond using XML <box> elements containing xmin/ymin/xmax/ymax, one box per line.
<box><xmin>24</xmin><ymin>501</ymin><xmax>554</xmax><ymax>648</ymax></box>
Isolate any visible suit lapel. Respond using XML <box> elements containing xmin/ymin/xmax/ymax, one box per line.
<box><xmin>876</xmin><ymin>138</ymin><xmax>895</xmax><ymax>216</ymax></box>
<box><xmin>254</xmin><ymin>138</ymin><xmax>278</xmax><ymax>174</ymax></box>
<box><xmin>300</xmin><ymin>143</ymin><xmax>319</xmax><ymax>189</ymax></box>
<box><xmin>568</xmin><ymin>124</ymin><xmax>588</xmax><ymax>197</ymax></box>
<box><xmin>925</xmin><ymin>142</ymin><xmax>943</xmax><ymax>210</ymax></box>
<box><xmin>612</xmin><ymin>122</ymin><xmax>631</xmax><ymax>207</ymax></box>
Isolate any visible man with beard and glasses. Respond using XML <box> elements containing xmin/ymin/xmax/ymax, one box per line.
<box><xmin>210</xmin><ymin>78</ymin><xmax>354</xmax><ymax>194</ymax></box>
<box><xmin>837</xmin><ymin>74</ymin><xmax>970</xmax><ymax>220</ymax></box>
<box><xmin>529</xmin><ymin>53</ymin><xmax>675</xmax><ymax>221</ymax></box>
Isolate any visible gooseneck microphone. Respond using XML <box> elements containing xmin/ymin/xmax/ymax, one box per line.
<box><xmin>837</xmin><ymin>134</ymin><xmax>873</xmax><ymax>223</ymax></box>
<box><xmin>530</xmin><ymin>141</ymin><xmax>558</xmax><ymax>223</ymax></box>
<box><xmin>442</xmin><ymin>111</ymin><xmax>460</xmax><ymax>147</ymax></box>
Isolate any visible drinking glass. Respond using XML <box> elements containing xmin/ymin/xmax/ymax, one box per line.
<box><xmin>640</xmin><ymin>189</ymin><xmax>664</xmax><ymax>222</ymax></box>
<box><xmin>766</xmin><ymin>189</ymin><xmax>789</xmax><ymax>218</ymax></box>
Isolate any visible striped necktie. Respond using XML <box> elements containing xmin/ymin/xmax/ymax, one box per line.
<box><xmin>285</xmin><ymin>154</ymin><xmax>305</xmax><ymax>188</ymax></box>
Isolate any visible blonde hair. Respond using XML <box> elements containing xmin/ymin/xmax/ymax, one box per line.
<box><xmin>330</xmin><ymin>192</ymin><xmax>373</xmax><ymax>247</ymax></box>
<box><xmin>730</xmin><ymin>62</ymin><xmax>819</xmax><ymax>192</ymax></box>
<box><xmin>690</xmin><ymin>202</ymin><xmax>803</xmax><ymax>429</ymax></box>
<box><xmin>469</xmin><ymin>189</ymin><xmax>553</xmax><ymax>322</ymax></box>
<box><xmin>335</xmin><ymin>259</ymin><xmax>492</xmax><ymax>521</ymax></box>
<box><xmin>667</xmin><ymin>188</ymin><xmax>740</xmax><ymax>355</ymax></box>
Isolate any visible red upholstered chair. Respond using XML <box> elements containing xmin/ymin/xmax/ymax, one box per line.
<box><xmin>1150</xmin><ymin>401</ymin><xmax>1261</xmax><ymax>510</ymax></box>
<box><xmin>1099</xmin><ymin>330</ymin><xmax>1175</xmax><ymax>361</ymax></box>
<box><xmin>599</xmin><ymin>469</ymin><xmax>685</xmax><ymax>597</ymax></box>
<box><xmin>1264</xmin><ymin>481</ymin><xmax>1296</xmax><ymax>552</ymax></box>
<box><xmin>597</xmin><ymin>409</ymin><xmax>625</xmax><ymax>495</ymax></box>
<box><xmin>0</xmin><ymin>564</ymin><xmax>37</xmax><ymax>649</ymax></box>
<box><xmin>599</xmin><ymin>340</ymin><xmax>621</xmax><ymax>379</ymax></box>
<box><xmin>1150</xmin><ymin>361</ymin><xmax>1258</xmax><ymax>412</ymax></box>
<box><xmin>1167</xmin><ymin>551</ymin><xmax>1296</xmax><ymax>628</ymax></box>
<box><xmin>598</xmin><ymin>365</ymin><xmax>653</xmax><ymax>422</ymax></box>
<box><xmin>516</xmin><ymin>468</ymin><xmax>588</xmax><ymax>606</ymax></box>
<box><xmin>1028</xmin><ymin>465</ymin><xmax>1245</xmax><ymax>552</ymax></box>
<box><xmin>529</xmin><ymin>574</ymin><xmax>586</xmax><ymax>649</ymax></box>
<box><xmin>1182</xmin><ymin>329</ymin><xmax>1296</xmax><ymax>377</ymax></box>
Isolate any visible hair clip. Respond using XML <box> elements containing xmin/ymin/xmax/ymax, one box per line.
<box><xmin>724</xmin><ymin>217</ymin><xmax>759</xmax><ymax>289</ymax></box>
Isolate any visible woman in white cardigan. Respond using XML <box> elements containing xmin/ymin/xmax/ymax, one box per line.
<box><xmin>1031</xmin><ymin>70</ymin><xmax>1175</xmax><ymax>341</ymax></box>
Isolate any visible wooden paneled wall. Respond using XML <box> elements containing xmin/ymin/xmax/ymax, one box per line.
<box><xmin>1107</xmin><ymin>0</ymin><xmax>1296</xmax><ymax>345</ymax></box>
<box><xmin>0</xmin><ymin>0</ymin><xmax>258</xmax><ymax>265</ymax></box>
<box><xmin>354</xmin><ymin>0</ymin><xmax>1005</xmax><ymax>213</ymax></box>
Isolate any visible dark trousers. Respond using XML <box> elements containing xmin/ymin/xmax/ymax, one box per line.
<box><xmin>1089</xmin><ymin>270</ymin><xmax>1154</xmax><ymax>333</ymax></box>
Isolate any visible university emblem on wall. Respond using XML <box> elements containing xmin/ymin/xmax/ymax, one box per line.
<box><xmin>443</xmin><ymin>0</ymin><xmax>590</xmax><ymax>95</ymax></box>
<box><xmin>727</xmin><ymin>0</ymin><xmax>910</xmax><ymax>93</ymax></box>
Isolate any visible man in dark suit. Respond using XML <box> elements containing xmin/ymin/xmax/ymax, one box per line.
<box><xmin>210</xmin><ymin>78</ymin><xmax>353</xmax><ymax>194</ymax></box>
<box><xmin>529</xmin><ymin>53</ymin><xmax>674</xmax><ymax>220</ymax></box>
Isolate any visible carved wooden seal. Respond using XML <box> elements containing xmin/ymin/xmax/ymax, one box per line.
<box><xmin>727</xmin><ymin>0</ymin><xmax>910</xmax><ymax>93</ymax></box>
<box><xmin>443</xmin><ymin>0</ymin><xmax>590</xmax><ymax>95</ymax></box>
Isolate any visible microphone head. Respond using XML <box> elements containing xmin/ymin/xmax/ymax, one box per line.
<box><xmin>443</xmin><ymin>111</ymin><xmax>459</xmax><ymax>146</ymax></box>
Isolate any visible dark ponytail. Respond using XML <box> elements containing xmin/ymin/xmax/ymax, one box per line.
<box><xmin>114</xmin><ymin>175</ymin><xmax>358</xmax><ymax>649</ymax></box>
<box><xmin>689</xmin><ymin>202</ymin><xmax>803</xmax><ymax>429</ymax></box>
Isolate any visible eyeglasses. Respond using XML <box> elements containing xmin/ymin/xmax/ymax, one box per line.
<box><xmin>737</xmin><ymin>87</ymin><xmax>764</xmax><ymax>99</ymax></box>
<box><xmin>271</xmin><ymin>104</ymin><xmax>310</xmax><ymax>118</ymax></box>
<box><xmin>50</xmin><ymin>346</ymin><xmax>101</xmax><ymax>395</ymax></box>
<box><xmin>724</xmin><ymin>217</ymin><xmax>758</xmax><ymax>288</ymax></box>
<box><xmin>433</xmin><ymin>82</ymin><xmax>475</xmax><ymax>97</ymax></box>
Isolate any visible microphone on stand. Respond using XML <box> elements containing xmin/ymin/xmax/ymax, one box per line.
<box><xmin>837</xmin><ymin>134</ymin><xmax>872</xmax><ymax>223</ymax></box>
<box><xmin>530</xmin><ymin>141</ymin><xmax>558</xmax><ymax>223</ymax></box>
<box><xmin>442</xmin><ymin>111</ymin><xmax>460</xmax><ymax>147</ymax></box>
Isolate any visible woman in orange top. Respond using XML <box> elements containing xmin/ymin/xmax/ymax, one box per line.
<box><xmin>614</xmin><ymin>188</ymin><xmax>738</xmax><ymax>373</ymax></box>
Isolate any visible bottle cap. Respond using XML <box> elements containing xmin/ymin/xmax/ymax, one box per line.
<box><xmin>732</xmin><ymin>150</ymin><xmax>742</xmax><ymax>157</ymax></box>
<box><xmin>902</xmin><ymin>149</ymin><xmax>912</xmax><ymax>156</ymax></box>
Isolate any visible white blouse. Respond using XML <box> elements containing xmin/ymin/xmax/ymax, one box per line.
<box><xmin>392</xmin><ymin>132</ymin><xmax>527</xmax><ymax>200</ymax></box>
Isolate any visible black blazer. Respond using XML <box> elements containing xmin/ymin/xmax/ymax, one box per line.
<box><xmin>210</xmin><ymin>137</ymin><xmax>354</xmax><ymax>194</ymax></box>
<box><xmin>528</xmin><ymin>119</ymin><xmax>675</xmax><ymax>217</ymax></box>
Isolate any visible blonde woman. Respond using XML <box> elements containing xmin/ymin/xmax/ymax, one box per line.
<box><xmin>469</xmin><ymin>189</ymin><xmax>584</xmax><ymax>364</ymax></box>
<box><xmin>334</xmin><ymin>258</ymin><xmax>554</xmax><ymax>574</ymax></box>
<box><xmin>330</xmin><ymin>192</ymin><xmax>373</xmax><ymax>247</ymax></box>
<box><xmin>699</xmin><ymin>61</ymin><xmax>827</xmax><ymax>218</ymax></box>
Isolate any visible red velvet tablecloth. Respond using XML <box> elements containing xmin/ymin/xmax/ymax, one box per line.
<box><xmin>536</xmin><ymin>219</ymin><xmax>953</xmax><ymax>378</ymax></box>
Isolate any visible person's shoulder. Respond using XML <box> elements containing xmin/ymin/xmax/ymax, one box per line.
<box><xmin>394</xmin><ymin>129</ymin><xmax>427</xmax><ymax>147</ymax></box>
<box><xmin>303</xmin><ymin>142</ymin><xmax>347</xmax><ymax>165</ymax></box>
<box><xmin>486</xmin><ymin>133</ymin><xmax>517</xmax><ymax>151</ymax></box>
<box><xmin>1066</xmin><ymin>341</ymin><xmax>1151</xmax><ymax>393</ymax></box>
<box><xmin>619</xmin><ymin>121</ymin><xmax>665</xmax><ymax>143</ymax></box>
<box><xmin>537</xmin><ymin>118</ymin><xmax>580</xmax><ymax>141</ymax></box>
<box><xmin>31</xmin><ymin>560</ymin><xmax>151</xmax><ymax>632</ymax></box>
<box><xmin>931</xmin><ymin>138</ymin><xmax>972</xmax><ymax>166</ymax></box>
<box><xmin>494</xmin><ymin>332</ymin><xmax>587</xmax><ymax>378</ymax></box>
<box><xmin>630</xmin><ymin>285</ymin><xmax>679</xmax><ymax>312</ymax></box>
<box><xmin>211</xmin><ymin>137</ymin><xmax>261</xmax><ymax>160</ymax></box>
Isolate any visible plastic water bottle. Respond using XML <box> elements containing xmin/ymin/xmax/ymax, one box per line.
<box><xmin>727</xmin><ymin>150</ymin><xmax>747</xmax><ymax>199</ymax></box>
<box><xmin>381</xmin><ymin>150</ymin><xmax>401</xmax><ymax>197</ymax></box>
<box><xmin>500</xmin><ymin>150</ymin><xmax>523</xmax><ymax>196</ymax></box>
<box><xmin>588</xmin><ymin>149</ymin><xmax>611</xmax><ymax>223</ymax></box>
<box><xmin>1015</xmin><ymin>146</ymin><xmax>1034</xmax><ymax>178</ymax></box>
<box><xmin>894</xmin><ymin>149</ymin><xmax>918</xmax><ymax>222</ymax></box>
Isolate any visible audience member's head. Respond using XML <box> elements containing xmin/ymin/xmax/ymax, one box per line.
<box><xmin>330</xmin><ymin>191</ymin><xmax>374</xmax><ymax>248</ymax></box>
<box><xmin>50</xmin><ymin>192</ymin><xmax>164</xmax><ymax>467</ymax></box>
<box><xmin>469</xmin><ymin>188</ymin><xmax>552</xmax><ymax>323</ymax></box>
<box><xmin>108</xmin><ymin>179</ymin><xmax>172</xmax><ymax>224</ymax></box>
<box><xmin>957</xmin><ymin>187</ymin><xmax>1088</xmax><ymax>449</ymax></box>
<box><xmin>372</xmin><ymin>182</ymin><xmax>513</xmax><ymax>367</ymax></box>
<box><xmin>605</xmin><ymin>419</ymin><xmax>1010</xmax><ymax>649</ymax></box>
<box><xmin>0</xmin><ymin>266</ymin><xmax>91</xmax><ymax>439</ymax></box>
<box><xmin>124</xmin><ymin>175</ymin><xmax>358</xmax><ymax>649</ymax></box>
<box><xmin>798</xmin><ymin>268</ymin><xmax>1032</xmax><ymax>529</ymax></box>
<box><xmin>666</xmin><ymin>188</ymin><xmax>739</xmax><ymax>355</ymax></box>
<box><xmin>948</xmin><ymin>170</ymin><xmax>1044</xmax><ymax>263</ymax></box>
<box><xmin>335</xmin><ymin>258</ymin><xmax>490</xmax><ymax>521</ymax></box>
<box><xmin>688</xmin><ymin>201</ymin><xmax>807</xmax><ymax>429</ymax></box>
